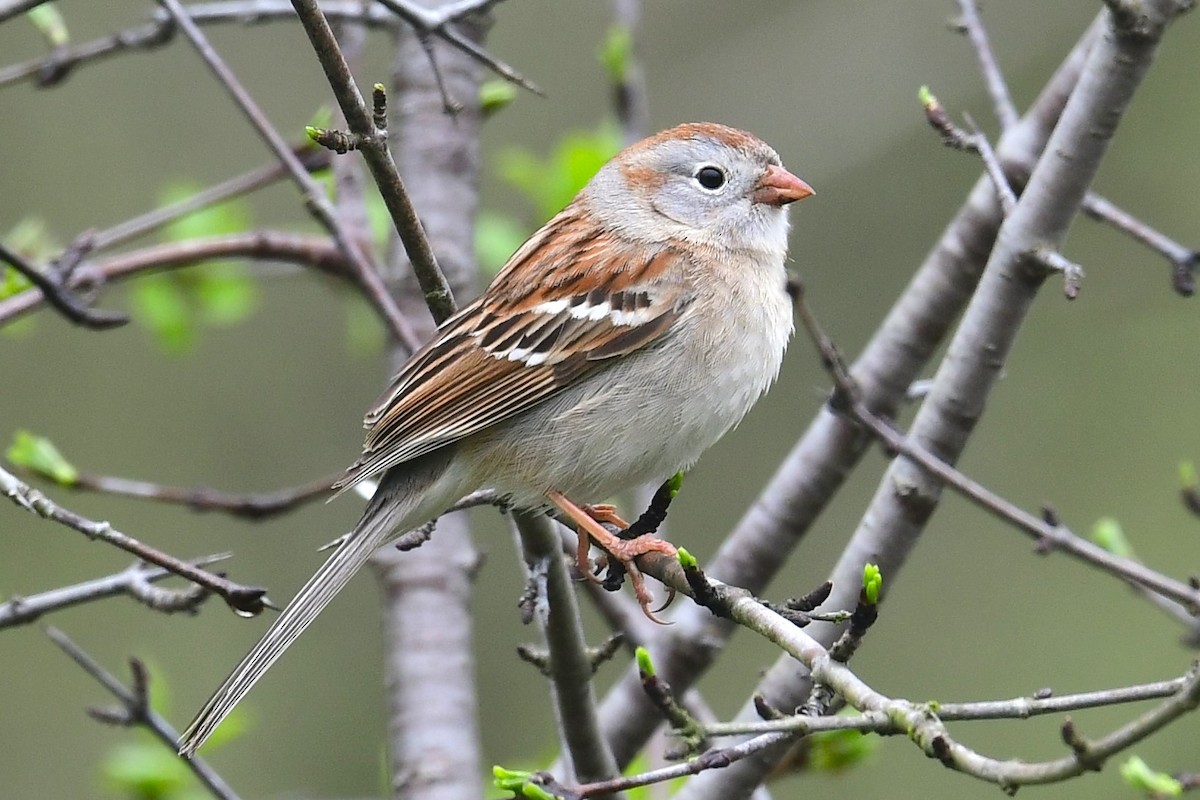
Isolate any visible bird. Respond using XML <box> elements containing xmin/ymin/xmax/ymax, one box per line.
<box><xmin>179</xmin><ymin>122</ymin><xmax>813</xmax><ymax>756</ymax></box>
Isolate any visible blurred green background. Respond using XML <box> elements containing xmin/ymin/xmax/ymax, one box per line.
<box><xmin>2</xmin><ymin>1</ymin><xmax>1199</xmax><ymax>798</ymax></box>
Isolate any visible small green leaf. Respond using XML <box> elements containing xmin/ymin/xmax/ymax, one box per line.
<box><xmin>102</xmin><ymin>742</ymin><xmax>192</xmax><ymax>800</ymax></box>
<box><xmin>130</xmin><ymin>276</ymin><xmax>193</xmax><ymax>353</ymax></box>
<box><xmin>676</xmin><ymin>547</ymin><xmax>698</xmax><ymax>570</ymax></box>
<box><xmin>1120</xmin><ymin>755</ymin><xmax>1183</xmax><ymax>796</ymax></box>
<box><xmin>491</xmin><ymin>770</ymin><xmax>558</xmax><ymax>800</ymax></box>
<box><xmin>194</xmin><ymin>264</ymin><xmax>258</xmax><ymax>326</ymax></box>
<box><xmin>522</xmin><ymin>784</ymin><xmax>557</xmax><ymax>800</ymax></box>
<box><xmin>1180</xmin><ymin>461</ymin><xmax>1197</xmax><ymax>488</ymax></box>
<box><xmin>7</xmin><ymin>430</ymin><xmax>78</xmax><ymax>485</ymax></box>
<box><xmin>5</xmin><ymin>217</ymin><xmax>61</xmax><ymax>263</ymax></box>
<box><xmin>918</xmin><ymin>85</ymin><xmax>936</xmax><ymax>107</ymax></box>
<box><xmin>476</xmin><ymin>211</ymin><xmax>529</xmax><ymax>274</ymax></box>
<box><xmin>598</xmin><ymin>25</ymin><xmax>633</xmax><ymax>84</ymax></box>
<box><xmin>862</xmin><ymin>563</ymin><xmax>882</xmax><ymax>605</ymax></box>
<box><xmin>666</xmin><ymin>471</ymin><xmax>684</xmax><ymax>499</ymax></box>
<box><xmin>27</xmin><ymin>3</ymin><xmax>69</xmax><ymax>47</ymax></box>
<box><xmin>306</xmin><ymin>106</ymin><xmax>334</xmax><ymax>132</ymax></box>
<box><xmin>497</xmin><ymin>126</ymin><xmax>621</xmax><ymax>222</ymax></box>
<box><xmin>480</xmin><ymin>80</ymin><xmax>518</xmax><ymax>116</ymax></box>
<box><xmin>0</xmin><ymin>265</ymin><xmax>32</xmax><ymax>300</ymax></box>
<box><xmin>126</xmin><ymin>182</ymin><xmax>258</xmax><ymax>350</ymax></box>
<box><xmin>635</xmin><ymin>646</ymin><xmax>655</xmax><ymax>677</ymax></box>
<box><xmin>808</xmin><ymin>727</ymin><xmax>876</xmax><ymax>772</ymax></box>
<box><xmin>160</xmin><ymin>182</ymin><xmax>251</xmax><ymax>243</ymax></box>
<box><xmin>1091</xmin><ymin>517</ymin><xmax>1136</xmax><ymax>560</ymax></box>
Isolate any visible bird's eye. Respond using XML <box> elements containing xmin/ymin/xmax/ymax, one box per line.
<box><xmin>694</xmin><ymin>165</ymin><xmax>726</xmax><ymax>191</ymax></box>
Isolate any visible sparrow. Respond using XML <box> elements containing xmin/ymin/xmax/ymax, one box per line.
<box><xmin>179</xmin><ymin>122</ymin><xmax>813</xmax><ymax>755</ymax></box>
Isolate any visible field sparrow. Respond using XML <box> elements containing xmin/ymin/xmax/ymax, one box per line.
<box><xmin>179</xmin><ymin>122</ymin><xmax>812</xmax><ymax>755</ymax></box>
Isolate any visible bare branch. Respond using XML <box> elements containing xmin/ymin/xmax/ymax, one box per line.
<box><xmin>66</xmin><ymin>470</ymin><xmax>338</xmax><ymax>521</ymax></box>
<box><xmin>0</xmin><ymin>231</ymin><xmax>350</xmax><ymax>327</ymax></box>
<box><xmin>45</xmin><ymin>627</ymin><xmax>240</xmax><ymax>800</ymax></box>
<box><xmin>964</xmin><ymin>114</ymin><xmax>1017</xmax><ymax>214</ymax></box>
<box><xmin>592</xmin><ymin>15</ymin><xmax>1100</xmax><ymax>775</ymax></box>
<box><xmin>291</xmin><ymin>0</ymin><xmax>457</xmax><ymax>323</ymax></box>
<box><xmin>0</xmin><ymin>242</ymin><xmax>128</xmax><ymax>329</ymax></box>
<box><xmin>1</xmin><ymin>465</ymin><xmax>267</xmax><ymax>615</ymax></box>
<box><xmin>1081</xmin><ymin>193</ymin><xmax>1198</xmax><ymax>295</ymax></box>
<box><xmin>571</xmin><ymin>591</ymin><xmax>1200</xmax><ymax>796</ymax></box>
<box><xmin>0</xmin><ymin>555</ymin><xmax>228</xmax><ymax>629</ymax></box>
<box><xmin>513</xmin><ymin>512</ymin><xmax>624</xmax><ymax>787</ymax></box>
<box><xmin>955</xmin><ymin>0</ymin><xmax>1019</xmax><ymax>130</ymax></box>
<box><xmin>371</xmin><ymin>0</ymin><xmax>542</xmax><ymax>96</ymax></box>
<box><xmin>155</xmin><ymin>0</ymin><xmax>422</xmax><ymax>350</ymax></box>
<box><xmin>788</xmin><ymin>288</ymin><xmax>1200</xmax><ymax>617</ymax></box>
<box><xmin>679</xmin><ymin>3</ymin><xmax>1193</xmax><ymax>793</ymax></box>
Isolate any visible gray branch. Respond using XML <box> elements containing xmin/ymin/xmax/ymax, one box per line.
<box><xmin>591</xmin><ymin>11</ymin><xmax>1099</xmax><ymax>774</ymax></box>
<box><xmin>679</xmin><ymin>3</ymin><xmax>1193</xmax><ymax>796</ymax></box>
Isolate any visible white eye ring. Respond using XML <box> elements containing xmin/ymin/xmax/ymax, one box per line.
<box><xmin>694</xmin><ymin>164</ymin><xmax>727</xmax><ymax>191</ymax></box>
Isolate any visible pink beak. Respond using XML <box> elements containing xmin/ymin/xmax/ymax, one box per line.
<box><xmin>752</xmin><ymin>164</ymin><xmax>815</xmax><ymax>207</ymax></box>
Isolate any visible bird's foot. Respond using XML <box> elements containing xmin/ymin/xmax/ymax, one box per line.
<box><xmin>548</xmin><ymin>491</ymin><xmax>677</xmax><ymax>624</ymax></box>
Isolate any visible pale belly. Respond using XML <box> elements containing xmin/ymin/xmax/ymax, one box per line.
<box><xmin>460</xmin><ymin>293</ymin><xmax>792</xmax><ymax>508</ymax></box>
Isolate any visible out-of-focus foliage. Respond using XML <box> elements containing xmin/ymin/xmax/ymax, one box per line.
<box><xmin>129</xmin><ymin>183</ymin><xmax>257</xmax><ymax>353</ymax></box>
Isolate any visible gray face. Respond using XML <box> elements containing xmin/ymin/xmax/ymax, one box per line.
<box><xmin>612</xmin><ymin>132</ymin><xmax>790</xmax><ymax>254</ymax></box>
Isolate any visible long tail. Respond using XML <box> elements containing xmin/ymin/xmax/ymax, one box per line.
<box><xmin>178</xmin><ymin>456</ymin><xmax>455</xmax><ymax>756</ymax></box>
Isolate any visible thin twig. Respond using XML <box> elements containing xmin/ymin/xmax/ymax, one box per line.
<box><xmin>0</xmin><ymin>16</ymin><xmax>175</xmax><ymax>88</ymax></box>
<box><xmin>44</xmin><ymin>627</ymin><xmax>240</xmax><ymax>800</ymax></box>
<box><xmin>921</xmin><ymin>86</ymin><xmax>1197</xmax><ymax>297</ymax></box>
<box><xmin>790</xmin><ymin>290</ymin><xmax>1200</xmax><ymax>617</ymax></box>
<box><xmin>0</xmin><ymin>554</ymin><xmax>229</xmax><ymax>629</ymax></box>
<box><xmin>1081</xmin><ymin>193</ymin><xmax>1198</xmax><ymax>296</ymax></box>
<box><xmin>155</xmin><ymin>0</ymin><xmax>422</xmax><ymax>350</ymax></box>
<box><xmin>706</xmin><ymin>673</ymin><xmax>1195</xmax><ymax>737</ymax></box>
<box><xmin>964</xmin><ymin>114</ymin><xmax>1017</xmax><ymax>214</ymax></box>
<box><xmin>1</xmin><ymin>465</ymin><xmax>267</xmax><ymax>615</ymax></box>
<box><xmin>291</xmin><ymin>0</ymin><xmax>458</xmax><ymax>322</ymax></box>
<box><xmin>0</xmin><ymin>242</ymin><xmax>128</xmax><ymax>329</ymax></box>
<box><xmin>371</xmin><ymin>0</ymin><xmax>542</xmax><ymax>95</ymax></box>
<box><xmin>90</xmin><ymin>145</ymin><xmax>330</xmax><ymax>253</ymax></box>
<box><xmin>66</xmin><ymin>470</ymin><xmax>339</xmax><ymax>520</ymax></box>
<box><xmin>569</xmin><ymin>591</ymin><xmax>1200</xmax><ymax>796</ymax></box>
<box><xmin>512</xmin><ymin>512</ymin><xmax>624</xmax><ymax>787</ymax></box>
<box><xmin>955</xmin><ymin>0</ymin><xmax>1019</xmax><ymax>131</ymax></box>
<box><xmin>0</xmin><ymin>231</ymin><xmax>351</xmax><ymax>327</ymax></box>
<box><xmin>1030</xmin><ymin>246</ymin><xmax>1085</xmax><ymax>299</ymax></box>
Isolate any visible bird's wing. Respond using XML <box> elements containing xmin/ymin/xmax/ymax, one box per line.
<box><xmin>333</xmin><ymin>208</ymin><xmax>693</xmax><ymax>492</ymax></box>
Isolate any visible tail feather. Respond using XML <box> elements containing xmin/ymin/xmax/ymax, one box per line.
<box><xmin>179</xmin><ymin>456</ymin><xmax>457</xmax><ymax>756</ymax></box>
